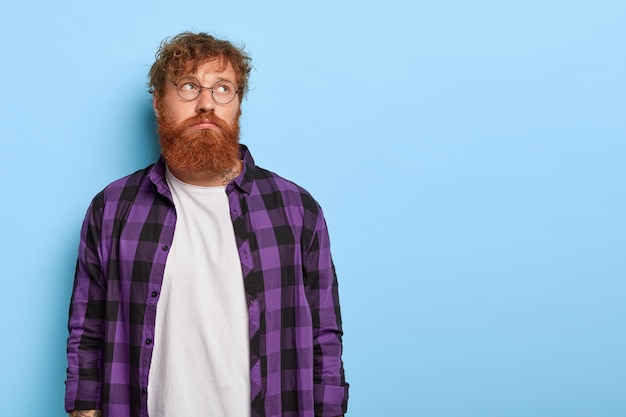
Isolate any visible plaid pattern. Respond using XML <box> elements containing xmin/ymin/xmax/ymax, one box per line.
<box><xmin>66</xmin><ymin>145</ymin><xmax>348</xmax><ymax>417</ymax></box>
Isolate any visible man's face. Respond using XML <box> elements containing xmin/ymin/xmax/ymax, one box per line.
<box><xmin>154</xmin><ymin>59</ymin><xmax>242</xmax><ymax>175</ymax></box>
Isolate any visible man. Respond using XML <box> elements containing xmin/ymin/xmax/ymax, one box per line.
<box><xmin>65</xmin><ymin>32</ymin><xmax>348</xmax><ymax>417</ymax></box>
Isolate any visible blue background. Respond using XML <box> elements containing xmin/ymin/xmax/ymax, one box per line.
<box><xmin>1</xmin><ymin>1</ymin><xmax>625</xmax><ymax>415</ymax></box>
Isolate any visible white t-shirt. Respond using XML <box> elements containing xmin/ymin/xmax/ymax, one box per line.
<box><xmin>147</xmin><ymin>169</ymin><xmax>250</xmax><ymax>417</ymax></box>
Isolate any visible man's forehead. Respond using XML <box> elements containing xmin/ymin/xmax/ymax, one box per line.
<box><xmin>181</xmin><ymin>57</ymin><xmax>234</xmax><ymax>77</ymax></box>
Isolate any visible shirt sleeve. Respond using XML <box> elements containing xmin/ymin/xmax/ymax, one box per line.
<box><xmin>65</xmin><ymin>195</ymin><xmax>106</xmax><ymax>412</ymax></box>
<box><xmin>303</xmin><ymin>205</ymin><xmax>349</xmax><ymax>417</ymax></box>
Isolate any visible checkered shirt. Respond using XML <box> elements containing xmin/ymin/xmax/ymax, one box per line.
<box><xmin>65</xmin><ymin>145</ymin><xmax>348</xmax><ymax>417</ymax></box>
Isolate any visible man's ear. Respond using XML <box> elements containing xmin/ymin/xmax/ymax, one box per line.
<box><xmin>153</xmin><ymin>92</ymin><xmax>159</xmax><ymax>117</ymax></box>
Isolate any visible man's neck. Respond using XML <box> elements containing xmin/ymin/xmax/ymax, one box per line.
<box><xmin>167</xmin><ymin>160</ymin><xmax>243</xmax><ymax>187</ymax></box>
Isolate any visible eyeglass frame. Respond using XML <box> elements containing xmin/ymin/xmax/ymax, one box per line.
<box><xmin>168</xmin><ymin>76</ymin><xmax>241</xmax><ymax>104</ymax></box>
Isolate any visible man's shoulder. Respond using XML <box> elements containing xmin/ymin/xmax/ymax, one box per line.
<box><xmin>253</xmin><ymin>165</ymin><xmax>305</xmax><ymax>192</ymax></box>
<box><xmin>92</xmin><ymin>162</ymin><xmax>161</xmax><ymax>206</ymax></box>
<box><xmin>250</xmin><ymin>165</ymin><xmax>321</xmax><ymax>214</ymax></box>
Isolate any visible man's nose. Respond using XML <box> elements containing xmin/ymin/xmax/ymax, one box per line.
<box><xmin>195</xmin><ymin>88</ymin><xmax>215</xmax><ymax>112</ymax></box>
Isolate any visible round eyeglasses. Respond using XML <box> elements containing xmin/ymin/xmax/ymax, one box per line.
<box><xmin>170</xmin><ymin>76</ymin><xmax>240</xmax><ymax>104</ymax></box>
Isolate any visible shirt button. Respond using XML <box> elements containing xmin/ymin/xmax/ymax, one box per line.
<box><xmin>244</xmin><ymin>251</ymin><xmax>248</xmax><ymax>258</ymax></box>
<box><xmin>146</xmin><ymin>338</ymin><xmax>152</xmax><ymax>345</ymax></box>
<box><xmin>233</xmin><ymin>209</ymin><xmax>238</xmax><ymax>215</ymax></box>
<box><xmin>162</xmin><ymin>245</ymin><xmax>169</xmax><ymax>251</ymax></box>
<box><xmin>151</xmin><ymin>291</ymin><xmax>158</xmax><ymax>297</ymax></box>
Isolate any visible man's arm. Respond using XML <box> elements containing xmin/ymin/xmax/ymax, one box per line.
<box><xmin>66</xmin><ymin>196</ymin><xmax>107</xmax><ymax>412</ymax></box>
<box><xmin>303</xmin><ymin>205</ymin><xmax>349</xmax><ymax>417</ymax></box>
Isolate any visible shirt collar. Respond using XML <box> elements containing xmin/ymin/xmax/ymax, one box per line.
<box><xmin>232</xmin><ymin>144</ymin><xmax>255</xmax><ymax>195</ymax></box>
<box><xmin>148</xmin><ymin>157</ymin><xmax>173</xmax><ymax>202</ymax></box>
<box><xmin>147</xmin><ymin>144</ymin><xmax>255</xmax><ymax>198</ymax></box>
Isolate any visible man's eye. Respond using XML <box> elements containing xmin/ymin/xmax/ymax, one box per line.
<box><xmin>215</xmin><ymin>84</ymin><xmax>231</xmax><ymax>93</ymax></box>
<box><xmin>180</xmin><ymin>82</ymin><xmax>199</xmax><ymax>91</ymax></box>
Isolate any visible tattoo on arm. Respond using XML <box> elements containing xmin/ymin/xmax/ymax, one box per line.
<box><xmin>221</xmin><ymin>167</ymin><xmax>240</xmax><ymax>185</ymax></box>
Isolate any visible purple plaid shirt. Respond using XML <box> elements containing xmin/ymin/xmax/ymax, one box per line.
<box><xmin>65</xmin><ymin>145</ymin><xmax>348</xmax><ymax>417</ymax></box>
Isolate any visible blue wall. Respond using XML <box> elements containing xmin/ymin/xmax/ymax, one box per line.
<box><xmin>1</xmin><ymin>1</ymin><xmax>624</xmax><ymax>415</ymax></box>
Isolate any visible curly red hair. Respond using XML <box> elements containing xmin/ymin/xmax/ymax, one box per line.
<box><xmin>148</xmin><ymin>32</ymin><xmax>252</xmax><ymax>102</ymax></box>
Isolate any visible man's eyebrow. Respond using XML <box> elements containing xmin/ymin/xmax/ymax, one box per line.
<box><xmin>187</xmin><ymin>76</ymin><xmax>236</xmax><ymax>85</ymax></box>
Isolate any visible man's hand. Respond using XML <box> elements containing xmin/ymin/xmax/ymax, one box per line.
<box><xmin>69</xmin><ymin>411</ymin><xmax>101</xmax><ymax>417</ymax></box>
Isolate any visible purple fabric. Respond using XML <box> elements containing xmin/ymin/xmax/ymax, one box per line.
<box><xmin>66</xmin><ymin>145</ymin><xmax>348</xmax><ymax>417</ymax></box>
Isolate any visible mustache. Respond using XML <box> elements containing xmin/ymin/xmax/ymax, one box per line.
<box><xmin>178</xmin><ymin>112</ymin><xmax>226</xmax><ymax>130</ymax></box>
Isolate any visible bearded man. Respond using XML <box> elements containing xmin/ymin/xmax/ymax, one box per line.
<box><xmin>65</xmin><ymin>32</ymin><xmax>348</xmax><ymax>417</ymax></box>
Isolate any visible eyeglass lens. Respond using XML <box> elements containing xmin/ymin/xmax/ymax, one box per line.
<box><xmin>175</xmin><ymin>76</ymin><xmax>237</xmax><ymax>104</ymax></box>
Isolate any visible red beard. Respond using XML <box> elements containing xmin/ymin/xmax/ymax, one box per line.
<box><xmin>157</xmin><ymin>107</ymin><xmax>240</xmax><ymax>175</ymax></box>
